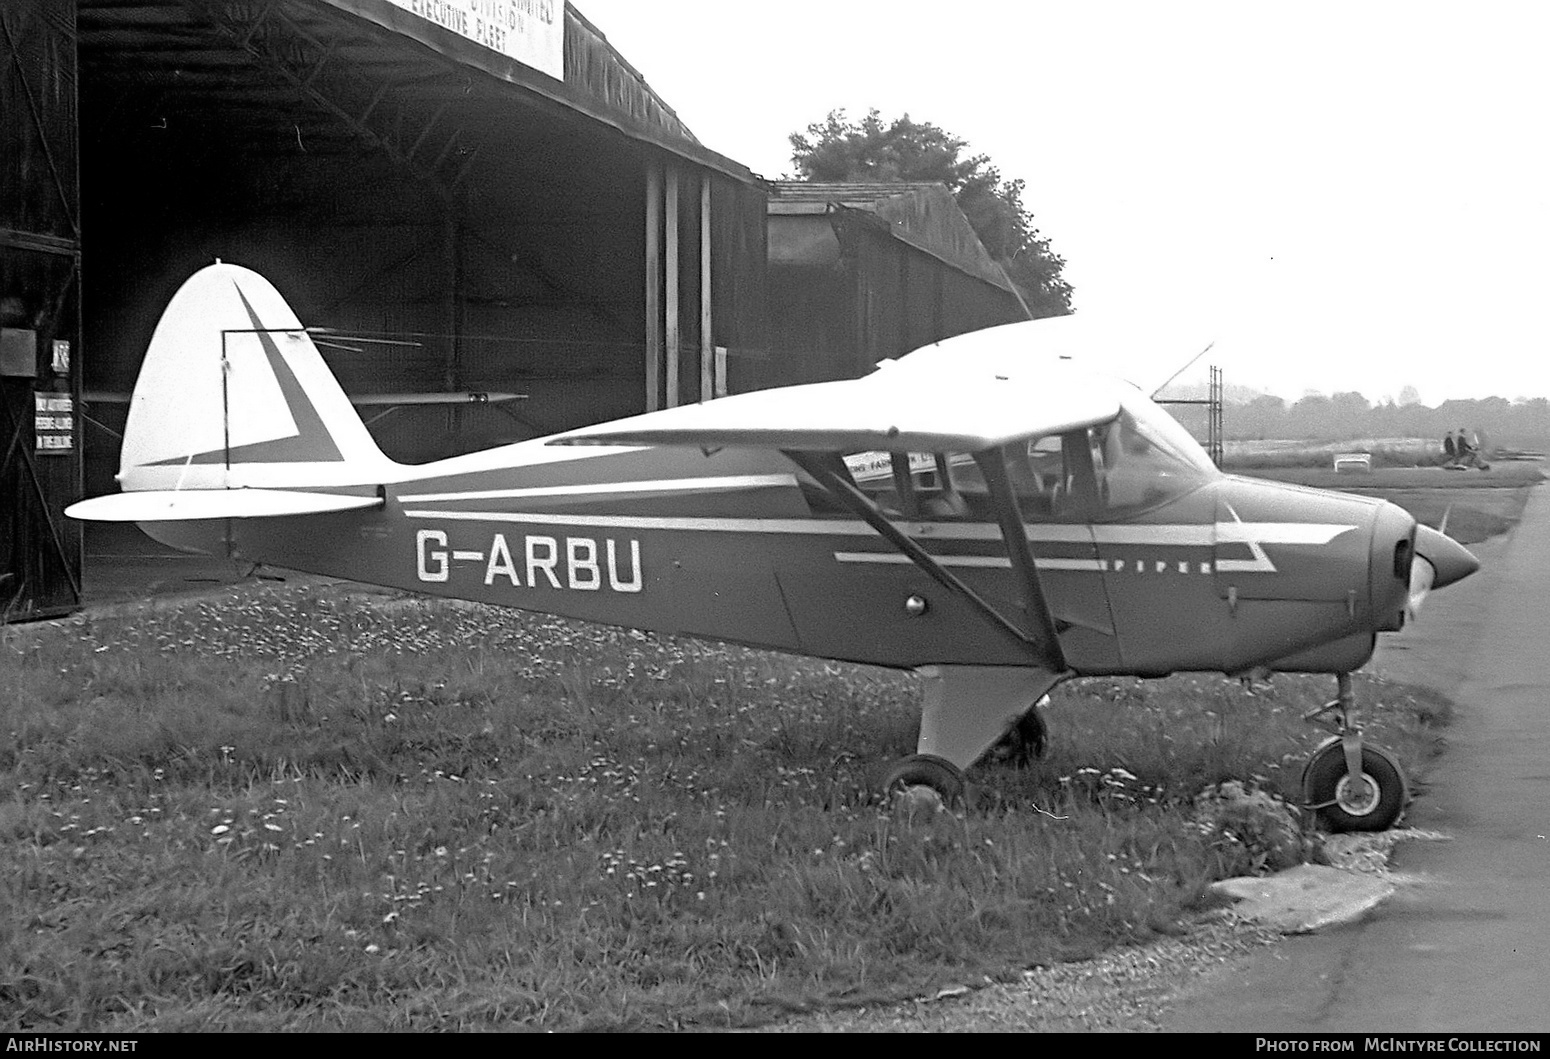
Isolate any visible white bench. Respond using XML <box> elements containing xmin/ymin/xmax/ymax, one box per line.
<box><xmin>1333</xmin><ymin>452</ymin><xmax>1372</xmax><ymax>473</ymax></box>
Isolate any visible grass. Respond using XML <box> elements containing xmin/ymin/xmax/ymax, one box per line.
<box><xmin>1223</xmin><ymin>437</ymin><xmax>1445</xmax><ymax>471</ymax></box>
<box><xmin>1</xmin><ymin>586</ymin><xmax>1454</xmax><ymax>1031</ymax></box>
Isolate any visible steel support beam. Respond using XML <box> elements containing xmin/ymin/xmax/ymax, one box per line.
<box><xmin>645</xmin><ymin>162</ymin><xmax>662</xmax><ymax>411</ymax></box>
<box><xmin>665</xmin><ymin>165</ymin><xmax>680</xmax><ymax>409</ymax></box>
<box><xmin>175</xmin><ymin>0</ymin><xmax>470</xmax><ymax>199</ymax></box>
<box><xmin>700</xmin><ymin>175</ymin><xmax>713</xmax><ymax>402</ymax></box>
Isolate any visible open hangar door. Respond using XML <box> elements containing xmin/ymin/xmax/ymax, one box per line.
<box><xmin>2</xmin><ymin>0</ymin><xmax>84</xmax><ymax>621</ymax></box>
<box><xmin>62</xmin><ymin>0</ymin><xmax>767</xmax><ymax>605</ymax></box>
<box><xmin>75</xmin><ymin>0</ymin><xmax>768</xmax><ymax>480</ymax></box>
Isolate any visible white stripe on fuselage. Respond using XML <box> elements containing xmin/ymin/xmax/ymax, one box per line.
<box><xmin>399</xmin><ymin>474</ymin><xmax>798</xmax><ymax>504</ymax></box>
<box><xmin>401</xmin><ymin>508</ymin><xmax>1356</xmax><ymax>549</ymax></box>
<box><xmin>834</xmin><ymin>552</ymin><xmax>1108</xmax><ymax>571</ymax></box>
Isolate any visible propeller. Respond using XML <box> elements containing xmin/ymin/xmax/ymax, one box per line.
<box><xmin>1407</xmin><ymin>555</ymin><xmax>1437</xmax><ymax>621</ymax></box>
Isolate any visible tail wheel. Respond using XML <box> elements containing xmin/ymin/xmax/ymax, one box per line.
<box><xmin>884</xmin><ymin>754</ymin><xmax>967</xmax><ymax>807</ymax></box>
<box><xmin>1302</xmin><ymin>742</ymin><xmax>1408</xmax><ymax>832</ymax></box>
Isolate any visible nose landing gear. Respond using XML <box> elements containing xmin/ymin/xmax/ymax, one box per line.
<box><xmin>1300</xmin><ymin>673</ymin><xmax>1409</xmax><ymax>832</ymax></box>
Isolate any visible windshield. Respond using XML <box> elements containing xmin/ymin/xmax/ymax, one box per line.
<box><xmin>1090</xmin><ymin>393</ymin><xmax>1219</xmax><ymax>514</ymax></box>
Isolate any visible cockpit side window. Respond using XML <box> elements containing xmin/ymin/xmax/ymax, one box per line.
<box><xmin>820</xmin><ymin>450</ymin><xmax>976</xmax><ymax>519</ymax></box>
<box><xmin>797</xmin><ymin>409</ymin><xmax>1197</xmax><ymax>523</ymax></box>
<box><xmin>948</xmin><ymin>434</ymin><xmax>1097</xmax><ymax>522</ymax></box>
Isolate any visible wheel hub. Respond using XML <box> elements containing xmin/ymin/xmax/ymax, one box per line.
<box><xmin>1334</xmin><ymin>771</ymin><xmax>1381</xmax><ymax>816</ymax></box>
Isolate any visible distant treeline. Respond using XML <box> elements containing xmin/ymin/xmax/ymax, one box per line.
<box><xmin>1165</xmin><ymin>391</ymin><xmax>1550</xmax><ymax>450</ymax></box>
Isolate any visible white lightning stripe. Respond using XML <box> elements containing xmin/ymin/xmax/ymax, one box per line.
<box><xmin>1213</xmin><ymin>502</ymin><xmax>1321</xmax><ymax>573</ymax></box>
<box><xmin>1215</xmin><ymin>522</ymin><xmax>1356</xmax><ymax>545</ymax></box>
<box><xmin>399</xmin><ymin>474</ymin><xmax>797</xmax><ymax>504</ymax></box>
<box><xmin>1216</xmin><ymin>558</ymin><xmax>1275</xmax><ymax>573</ymax></box>
<box><xmin>834</xmin><ymin>552</ymin><xmax>1107</xmax><ymax>571</ymax></box>
<box><xmin>1036</xmin><ymin>557</ymin><xmax>1110</xmax><ymax>571</ymax></box>
<box><xmin>1096</xmin><ymin>524</ymin><xmax>1210</xmax><ymax>546</ymax></box>
<box><xmin>404</xmin><ymin>511</ymin><xmax>882</xmax><ymax>534</ymax></box>
<box><xmin>836</xmin><ymin>552</ymin><xmax>1004</xmax><ymax>567</ymax></box>
<box><xmin>400</xmin><ymin>509</ymin><xmax>1358</xmax><ymax>548</ymax></box>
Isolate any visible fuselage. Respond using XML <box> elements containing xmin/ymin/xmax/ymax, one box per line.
<box><xmin>145</xmin><ymin>400</ymin><xmax>1421</xmax><ymax>679</ymax></box>
<box><xmin>82</xmin><ymin>262</ymin><xmax>1478</xmax><ymax>689</ymax></box>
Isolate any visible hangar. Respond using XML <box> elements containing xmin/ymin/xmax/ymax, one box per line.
<box><xmin>2</xmin><ymin>3</ymin><xmax>1049</xmax><ymax>623</ymax></box>
<box><xmin>1</xmin><ymin>0</ymin><xmax>769</xmax><ymax>620</ymax></box>
<box><xmin>764</xmin><ymin>182</ymin><xmax>1030</xmax><ymax>388</ymax></box>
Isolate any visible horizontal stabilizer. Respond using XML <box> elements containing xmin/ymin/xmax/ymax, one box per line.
<box><xmin>349</xmin><ymin>391</ymin><xmax>526</xmax><ymax>406</ymax></box>
<box><xmin>66</xmin><ymin>489</ymin><xmax>383</xmax><ymax>523</ymax></box>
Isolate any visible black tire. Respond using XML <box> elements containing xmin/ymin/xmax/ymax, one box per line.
<box><xmin>1302</xmin><ymin>742</ymin><xmax>1407</xmax><ymax>832</ymax></box>
<box><xmin>884</xmin><ymin>754</ymin><xmax>967</xmax><ymax>806</ymax></box>
<box><xmin>989</xmin><ymin>709</ymin><xmax>1048</xmax><ymax>767</ymax></box>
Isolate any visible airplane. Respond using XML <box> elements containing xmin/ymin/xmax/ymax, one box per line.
<box><xmin>65</xmin><ymin>262</ymin><xmax>1481</xmax><ymax>832</ymax></box>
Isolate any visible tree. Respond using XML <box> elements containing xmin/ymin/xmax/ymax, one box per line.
<box><xmin>788</xmin><ymin>109</ymin><xmax>1073</xmax><ymax>318</ymax></box>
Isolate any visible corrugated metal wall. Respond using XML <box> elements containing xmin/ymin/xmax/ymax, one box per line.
<box><xmin>1</xmin><ymin>0</ymin><xmax>82</xmax><ymax>620</ymax></box>
<box><xmin>709</xmin><ymin>173</ymin><xmax>769</xmax><ymax>397</ymax></box>
<box><xmin>765</xmin><ymin>210</ymin><xmax>1025</xmax><ymax>389</ymax></box>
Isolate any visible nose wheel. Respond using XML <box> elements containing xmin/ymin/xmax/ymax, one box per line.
<box><xmin>1301</xmin><ymin>673</ymin><xmax>1410</xmax><ymax>832</ymax></box>
<box><xmin>1302</xmin><ymin>740</ymin><xmax>1407</xmax><ymax>831</ymax></box>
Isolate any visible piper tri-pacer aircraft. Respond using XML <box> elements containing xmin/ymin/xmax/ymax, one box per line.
<box><xmin>67</xmin><ymin>263</ymin><xmax>1481</xmax><ymax>832</ymax></box>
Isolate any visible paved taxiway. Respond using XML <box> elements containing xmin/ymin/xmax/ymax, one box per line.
<box><xmin>1163</xmin><ymin>481</ymin><xmax>1550</xmax><ymax>1032</ymax></box>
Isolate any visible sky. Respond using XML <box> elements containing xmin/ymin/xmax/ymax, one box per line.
<box><xmin>571</xmin><ymin>0</ymin><xmax>1550</xmax><ymax>406</ymax></box>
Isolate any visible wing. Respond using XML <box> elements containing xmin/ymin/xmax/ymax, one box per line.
<box><xmin>548</xmin><ymin>353</ymin><xmax>1123</xmax><ymax>452</ymax></box>
<box><xmin>65</xmin><ymin>488</ymin><xmax>383</xmax><ymax>522</ymax></box>
<box><xmin>548</xmin><ymin>342</ymin><xmax>1132</xmax><ymax>675</ymax></box>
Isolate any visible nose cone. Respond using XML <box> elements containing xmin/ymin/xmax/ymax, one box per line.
<box><xmin>1414</xmin><ymin>524</ymin><xmax>1481</xmax><ymax>589</ymax></box>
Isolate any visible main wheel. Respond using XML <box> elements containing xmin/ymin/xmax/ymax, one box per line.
<box><xmin>1302</xmin><ymin>742</ymin><xmax>1408</xmax><ymax>832</ymax></box>
<box><xmin>884</xmin><ymin>754</ymin><xmax>967</xmax><ymax>808</ymax></box>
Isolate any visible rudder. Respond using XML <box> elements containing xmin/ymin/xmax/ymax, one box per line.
<box><xmin>118</xmin><ymin>261</ymin><xmax>396</xmax><ymax>492</ymax></box>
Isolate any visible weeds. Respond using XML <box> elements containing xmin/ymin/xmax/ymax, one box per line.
<box><xmin>0</xmin><ymin>584</ymin><xmax>1449</xmax><ymax>1031</ymax></box>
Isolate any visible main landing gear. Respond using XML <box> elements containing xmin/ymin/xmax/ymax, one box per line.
<box><xmin>884</xmin><ymin>754</ymin><xmax>968</xmax><ymax>807</ymax></box>
<box><xmin>884</xmin><ymin>710</ymin><xmax>1047</xmax><ymax>809</ymax></box>
<box><xmin>1301</xmin><ymin>672</ymin><xmax>1409</xmax><ymax>832</ymax></box>
<box><xmin>884</xmin><ymin>666</ymin><xmax>1062</xmax><ymax>808</ymax></box>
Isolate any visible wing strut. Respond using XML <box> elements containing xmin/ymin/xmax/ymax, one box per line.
<box><xmin>972</xmin><ymin>449</ymin><xmax>1068</xmax><ymax>670</ymax></box>
<box><xmin>783</xmin><ymin>450</ymin><xmax>1062</xmax><ymax>667</ymax></box>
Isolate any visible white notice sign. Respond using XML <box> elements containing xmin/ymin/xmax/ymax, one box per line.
<box><xmin>34</xmin><ymin>392</ymin><xmax>74</xmax><ymax>455</ymax></box>
<box><xmin>385</xmin><ymin>0</ymin><xmax>563</xmax><ymax>79</ymax></box>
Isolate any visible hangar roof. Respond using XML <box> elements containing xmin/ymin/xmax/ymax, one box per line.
<box><xmin>768</xmin><ymin>181</ymin><xmax>1017</xmax><ymax>294</ymax></box>
<box><xmin>767</xmin><ymin>182</ymin><xmax>951</xmax><ymax>215</ymax></box>
<box><xmin>74</xmin><ymin>0</ymin><xmax>765</xmax><ymax>193</ymax></box>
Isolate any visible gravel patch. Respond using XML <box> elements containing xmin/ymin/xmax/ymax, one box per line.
<box><xmin>755</xmin><ymin>830</ymin><xmax>1437</xmax><ymax>1031</ymax></box>
<box><xmin>756</xmin><ymin>916</ymin><xmax>1282</xmax><ymax>1032</ymax></box>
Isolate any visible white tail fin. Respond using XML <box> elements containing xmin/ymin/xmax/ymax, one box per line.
<box><xmin>117</xmin><ymin>262</ymin><xmax>397</xmax><ymax>492</ymax></box>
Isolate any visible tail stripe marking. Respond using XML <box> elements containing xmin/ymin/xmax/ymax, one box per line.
<box><xmin>147</xmin><ymin>283</ymin><xmax>344</xmax><ymax>466</ymax></box>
